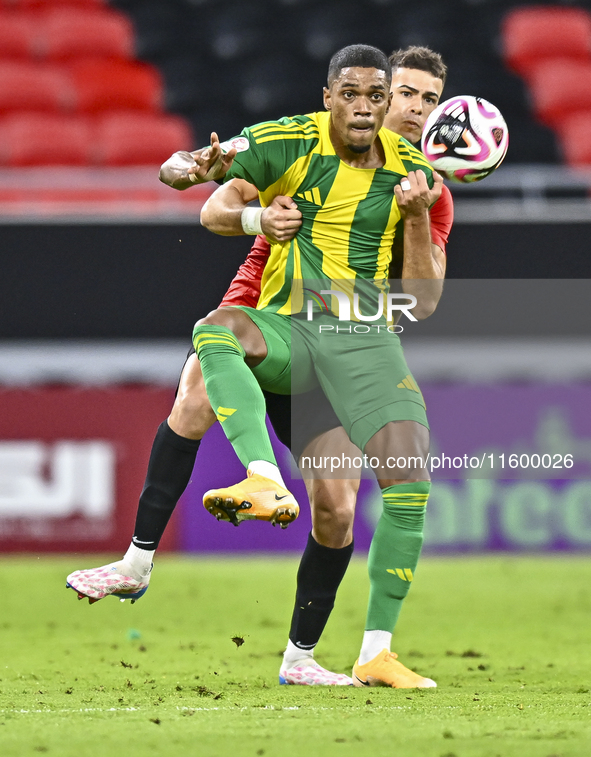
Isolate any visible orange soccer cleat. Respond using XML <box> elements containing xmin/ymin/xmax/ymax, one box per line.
<box><xmin>203</xmin><ymin>470</ymin><xmax>299</xmax><ymax>528</ymax></box>
<box><xmin>352</xmin><ymin>649</ymin><xmax>437</xmax><ymax>689</ymax></box>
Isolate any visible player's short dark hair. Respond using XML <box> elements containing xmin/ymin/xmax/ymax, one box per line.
<box><xmin>327</xmin><ymin>44</ymin><xmax>392</xmax><ymax>87</ymax></box>
<box><xmin>388</xmin><ymin>45</ymin><xmax>447</xmax><ymax>86</ymax></box>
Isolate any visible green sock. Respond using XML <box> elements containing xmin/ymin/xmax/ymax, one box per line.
<box><xmin>193</xmin><ymin>324</ymin><xmax>277</xmax><ymax>468</ymax></box>
<box><xmin>365</xmin><ymin>481</ymin><xmax>430</xmax><ymax>632</ymax></box>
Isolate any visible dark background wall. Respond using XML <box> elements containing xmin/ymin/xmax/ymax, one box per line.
<box><xmin>1</xmin><ymin>222</ymin><xmax>590</xmax><ymax>339</ymax></box>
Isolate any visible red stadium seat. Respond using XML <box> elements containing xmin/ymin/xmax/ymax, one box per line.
<box><xmin>528</xmin><ymin>59</ymin><xmax>591</xmax><ymax>128</ymax></box>
<box><xmin>40</xmin><ymin>8</ymin><xmax>134</xmax><ymax>61</ymax></box>
<box><xmin>0</xmin><ymin>112</ymin><xmax>92</xmax><ymax>165</ymax></box>
<box><xmin>0</xmin><ymin>0</ymin><xmax>105</xmax><ymax>8</ymax></box>
<box><xmin>502</xmin><ymin>6</ymin><xmax>591</xmax><ymax>78</ymax></box>
<box><xmin>555</xmin><ymin>111</ymin><xmax>591</xmax><ymax>166</ymax></box>
<box><xmin>0</xmin><ymin>61</ymin><xmax>73</xmax><ymax>111</ymax></box>
<box><xmin>70</xmin><ymin>60</ymin><xmax>162</xmax><ymax>112</ymax></box>
<box><xmin>95</xmin><ymin>111</ymin><xmax>193</xmax><ymax>165</ymax></box>
<box><xmin>0</xmin><ymin>12</ymin><xmax>35</xmax><ymax>57</ymax></box>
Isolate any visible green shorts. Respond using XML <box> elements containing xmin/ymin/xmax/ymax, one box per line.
<box><xmin>233</xmin><ymin>306</ymin><xmax>429</xmax><ymax>451</ymax></box>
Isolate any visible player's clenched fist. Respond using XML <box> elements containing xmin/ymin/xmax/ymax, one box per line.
<box><xmin>261</xmin><ymin>196</ymin><xmax>303</xmax><ymax>243</ymax></box>
<box><xmin>394</xmin><ymin>169</ymin><xmax>444</xmax><ymax>218</ymax></box>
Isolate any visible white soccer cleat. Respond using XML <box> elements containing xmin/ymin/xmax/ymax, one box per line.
<box><xmin>279</xmin><ymin>660</ymin><xmax>353</xmax><ymax>686</ymax></box>
<box><xmin>66</xmin><ymin>560</ymin><xmax>151</xmax><ymax>605</ymax></box>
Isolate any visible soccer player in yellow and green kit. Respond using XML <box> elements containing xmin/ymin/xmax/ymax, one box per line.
<box><xmin>188</xmin><ymin>44</ymin><xmax>438</xmax><ymax>688</ymax></box>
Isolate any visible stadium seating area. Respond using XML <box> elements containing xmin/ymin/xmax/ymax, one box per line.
<box><xmin>501</xmin><ymin>4</ymin><xmax>591</xmax><ymax>165</ymax></box>
<box><xmin>0</xmin><ymin>0</ymin><xmax>590</xmax><ymax>171</ymax></box>
<box><xmin>109</xmin><ymin>0</ymin><xmax>588</xmax><ymax>166</ymax></box>
<box><xmin>0</xmin><ymin>0</ymin><xmax>193</xmax><ymax>166</ymax></box>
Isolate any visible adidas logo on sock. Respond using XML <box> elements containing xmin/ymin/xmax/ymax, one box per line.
<box><xmin>387</xmin><ymin>568</ymin><xmax>414</xmax><ymax>581</ymax></box>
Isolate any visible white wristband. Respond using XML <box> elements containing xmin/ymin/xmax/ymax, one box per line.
<box><xmin>241</xmin><ymin>206</ymin><xmax>264</xmax><ymax>235</ymax></box>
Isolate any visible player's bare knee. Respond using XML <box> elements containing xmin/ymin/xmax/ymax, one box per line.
<box><xmin>309</xmin><ymin>480</ymin><xmax>356</xmax><ymax>548</ymax></box>
<box><xmin>313</xmin><ymin>512</ymin><xmax>353</xmax><ymax>548</ymax></box>
<box><xmin>195</xmin><ymin>308</ymin><xmax>267</xmax><ymax>364</ymax></box>
<box><xmin>168</xmin><ymin>391</ymin><xmax>215</xmax><ymax>439</ymax></box>
<box><xmin>374</xmin><ymin>452</ymin><xmax>430</xmax><ymax>487</ymax></box>
<box><xmin>196</xmin><ymin>307</ymin><xmax>239</xmax><ymax>331</ymax></box>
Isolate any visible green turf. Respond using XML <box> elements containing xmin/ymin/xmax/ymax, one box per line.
<box><xmin>1</xmin><ymin>555</ymin><xmax>591</xmax><ymax>757</ymax></box>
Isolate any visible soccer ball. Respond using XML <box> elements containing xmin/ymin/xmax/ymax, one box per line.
<box><xmin>421</xmin><ymin>96</ymin><xmax>509</xmax><ymax>183</ymax></box>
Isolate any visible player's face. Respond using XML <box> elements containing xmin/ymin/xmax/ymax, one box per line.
<box><xmin>383</xmin><ymin>67</ymin><xmax>444</xmax><ymax>144</ymax></box>
<box><xmin>323</xmin><ymin>67</ymin><xmax>392</xmax><ymax>154</ymax></box>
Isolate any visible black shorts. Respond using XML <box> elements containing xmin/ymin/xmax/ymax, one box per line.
<box><xmin>179</xmin><ymin>345</ymin><xmax>341</xmax><ymax>460</ymax></box>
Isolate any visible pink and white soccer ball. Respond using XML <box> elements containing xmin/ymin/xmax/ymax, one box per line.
<box><xmin>421</xmin><ymin>96</ymin><xmax>509</xmax><ymax>183</ymax></box>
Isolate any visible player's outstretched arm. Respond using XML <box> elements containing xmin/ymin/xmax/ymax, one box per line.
<box><xmin>159</xmin><ymin>132</ymin><xmax>237</xmax><ymax>190</ymax></box>
<box><xmin>201</xmin><ymin>180</ymin><xmax>303</xmax><ymax>243</ymax></box>
<box><xmin>395</xmin><ymin>170</ymin><xmax>446</xmax><ymax>319</ymax></box>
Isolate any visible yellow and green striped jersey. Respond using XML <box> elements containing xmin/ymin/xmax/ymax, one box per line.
<box><xmin>223</xmin><ymin>110</ymin><xmax>433</xmax><ymax>315</ymax></box>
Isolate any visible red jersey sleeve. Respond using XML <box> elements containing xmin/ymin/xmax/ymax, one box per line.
<box><xmin>428</xmin><ymin>183</ymin><xmax>454</xmax><ymax>253</ymax></box>
<box><xmin>219</xmin><ymin>235</ymin><xmax>271</xmax><ymax>308</ymax></box>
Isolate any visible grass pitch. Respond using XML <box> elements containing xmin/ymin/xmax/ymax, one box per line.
<box><xmin>1</xmin><ymin>555</ymin><xmax>591</xmax><ymax>757</ymax></box>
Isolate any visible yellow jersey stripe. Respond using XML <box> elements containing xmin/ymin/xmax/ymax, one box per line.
<box><xmin>258</xmin><ymin>147</ymin><xmax>320</xmax><ymax>312</ymax></box>
<box><xmin>398</xmin><ymin>150</ymin><xmax>433</xmax><ymax>168</ymax></box>
<box><xmin>260</xmin><ymin>151</ymin><xmax>318</xmax><ymax>207</ymax></box>
<box><xmin>257</xmin><ymin>241</ymin><xmax>292</xmax><ymax>311</ymax></box>
<box><xmin>250</xmin><ymin>122</ymin><xmax>318</xmax><ymax>137</ymax></box>
<box><xmin>376</xmin><ymin>192</ymin><xmax>401</xmax><ymax>283</ymax></box>
<box><xmin>380</xmin><ymin>132</ymin><xmax>408</xmax><ymax>175</ymax></box>
<box><xmin>251</xmin><ymin>120</ymin><xmax>319</xmax><ymax>134</ymax></box>
<box><xmin>254</xmin><ymin>133</ymin><xmax>319</xmax><ymax>144</ymax></box>
<box><xmin>277</xmin><ymin>237</ymin><xmax>303</xmax><ymax>315</ymax></box>
<box><xmin>312</xmin><ymin>161</ymin><xmax>375</xmax><ymax>283</ymax></box>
